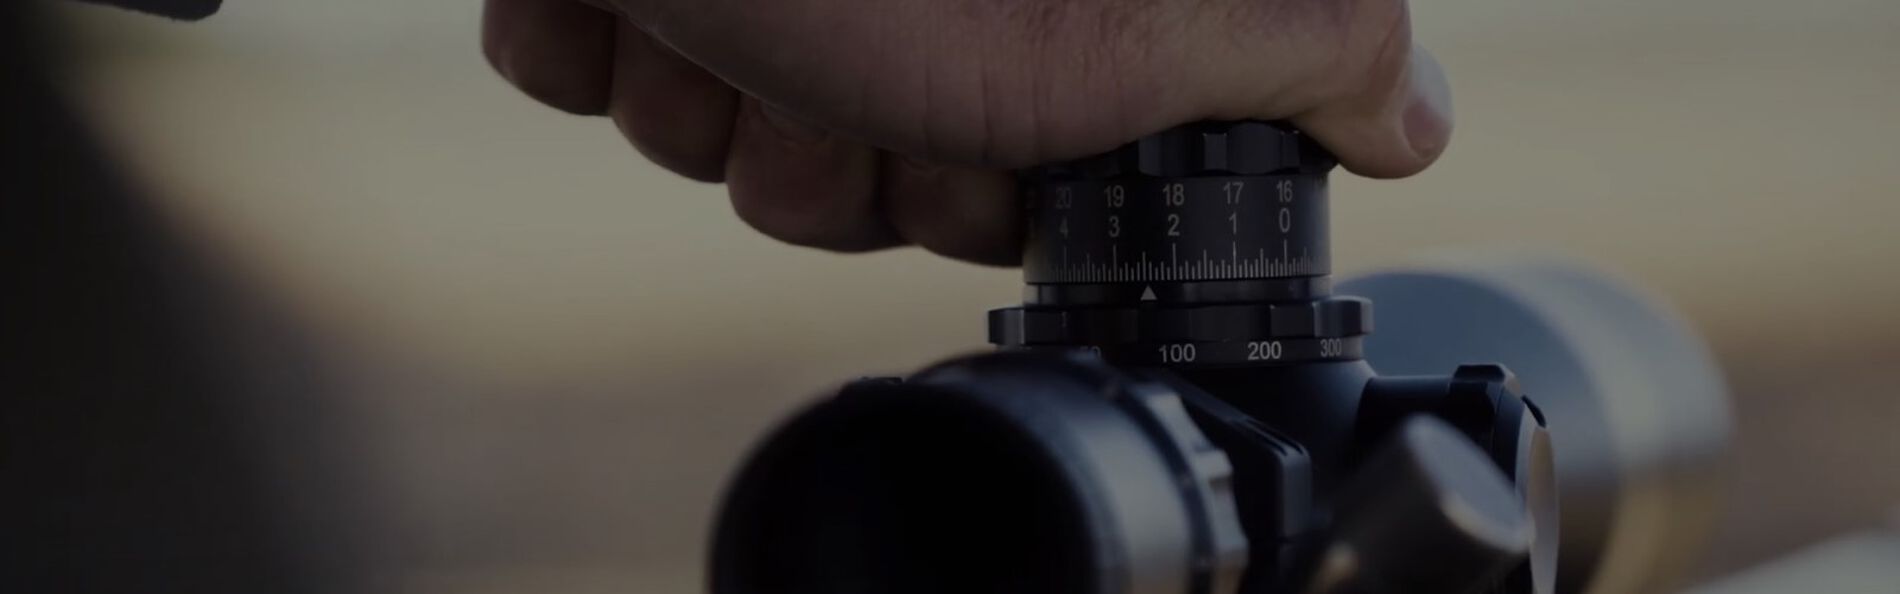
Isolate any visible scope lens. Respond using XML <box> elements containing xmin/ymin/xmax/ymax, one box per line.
<box><xmin>711</xmin><ymin>356</ymin><xmax>1238</xmax><ymax>594</ymax></box>
<box><xmin>711</xmin><ymin>387</ymin><xmax>1097</xmax><ymax>594</ymax></box>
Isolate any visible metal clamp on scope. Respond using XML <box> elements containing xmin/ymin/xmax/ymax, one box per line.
<box><xmin>709</xmin><ymin>121</ymin><xmax>1732</xmax><ymax>594</ymax></box>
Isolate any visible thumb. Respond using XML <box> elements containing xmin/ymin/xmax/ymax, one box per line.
<box><xmin>1191</xmin><ymin>1</ymin><xmax>1452</xmax><ymax>178</ymax></box>
<box><xmin>1289</xmin><ymin>43</ymin><xmax>1453</xmax><ymax>179</ymax></box>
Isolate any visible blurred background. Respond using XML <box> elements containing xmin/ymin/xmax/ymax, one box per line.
<box><xmin>20</xmin><ymin>0</ymin><xmax>1900</xmax><ymax>592</ymax></box>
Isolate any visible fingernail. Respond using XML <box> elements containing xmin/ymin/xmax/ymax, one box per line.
<box><xmin>759</xmin><ymin>103</ymin><xmax>828</xmax><ymax>147</ymax></box>
<box><xmin>1402</xmin><ymin>47</ymin><xmax>1454</xmax><ymax>161</ymax></box>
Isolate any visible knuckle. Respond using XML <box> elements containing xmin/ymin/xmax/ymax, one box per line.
<box><xmin>1277</xmin><ymin>0</ymin><xmax>1412</xmax><ymax>103</ymax></box>
<box><xmin>1335</xmin><ymin>0</ymin><xmax>1414</xmax><ymax>82</ymax></box>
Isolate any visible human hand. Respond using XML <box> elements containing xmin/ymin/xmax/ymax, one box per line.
<box><xmin>483</xmin><ymin>0</ymin><xmax>1451</xmax><ymax>265</ymax></box>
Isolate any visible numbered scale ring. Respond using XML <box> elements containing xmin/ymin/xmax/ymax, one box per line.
<box><xmin>992</xmin><ymin>121</ymin><xmax>1368</xmax><ymax>367</ymax></box>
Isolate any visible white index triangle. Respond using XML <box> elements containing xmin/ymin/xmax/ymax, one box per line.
<box><xmin>1140</xmin><ymin>286</ymin><xmax>1157</xmax><ymax>301</ymax></box>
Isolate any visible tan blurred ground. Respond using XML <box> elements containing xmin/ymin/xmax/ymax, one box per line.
<box><xmin>50</xmin><ymin>0</ymin><xmax>1900</xmax><ymax>591</ymax></box>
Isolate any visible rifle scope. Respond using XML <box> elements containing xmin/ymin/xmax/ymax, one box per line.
<box><xmin>709</xmin><ymin>121</ymin><xmax>1730</xmax><ymax>594</ymax></box>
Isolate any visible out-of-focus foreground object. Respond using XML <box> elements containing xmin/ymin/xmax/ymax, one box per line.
<box><xmin>3</xmin><ymin>4</ymin><xmax>367</xmax><ymax>593</ymax></box>
<box><xmin>75</xmin><ymin>0</ymin><xmax>221</xmax><ymax>20</ymax></box>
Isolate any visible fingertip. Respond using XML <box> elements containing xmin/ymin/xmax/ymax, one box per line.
<box><xmin>1292</xmin><ymin>115</ymin><xmax>1420</xmax><ymax>179</ymax></box>
<box><xmin>607</xmin><ymin>23</ymin><xmax>738</xmax><ymax>183</ymax></box>
<box><xmin>1402</xmin><ymin>47</ymin><xmax>1455</xmax><ymax>165</ymax></box>
<box><xmin>482</xmin><ymin>0</ymin><xmax>615</xmax><ymax>116</ymax></box>
<box><xmin>1293</xmin><ymin>46</ymin><xmax>1454</xmax><ymax>180</ymax></box>
<box><xmin>881</xmin><ymin>157</ymin><xmax>1022</xmax><ymax>266</ymax></box>
<box><xmin>725</xmin><ymin>99</ymin><xmax>901</xmax><ymax>252</ymax></box>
